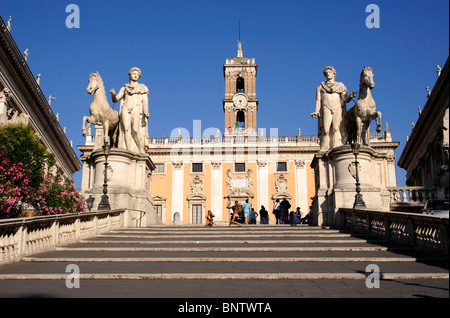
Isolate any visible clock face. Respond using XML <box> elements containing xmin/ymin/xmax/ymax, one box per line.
<box><xmin>233</xmin><ymin>93</ymin><xmax>248</xmax><ymax>108</ymax></box>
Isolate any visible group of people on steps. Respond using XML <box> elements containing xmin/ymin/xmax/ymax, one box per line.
<box><xmin>204</xmin><ymin>198</ymin><xmax>311</xmax><ymax>227</ymax></box>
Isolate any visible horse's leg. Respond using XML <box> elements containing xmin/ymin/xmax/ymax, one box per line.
<box><xmin>376</xmin><ymin>111</ymin><xmax>382</xmax><ymax>132</ymax></box>
<box><xmin>361</xmin><ymin>122</ymin><xmax>369</xmax><ymax>145</ymax></box>
<box><xmin>103</xmin><ymin>119</ymin><xmax>111</xmax><ymax>146</ymax></box>
<box><xmin>82</xmin><ymin>115</ymin><xmax>94</xmax><ymax>136</ymax></box>
<box><xmin>356</xmin><ymin>116</ymin><xmax>362</xmax><ymax>145</ymax></box>
<box><xmin>111</xmin><ymin>124</ymin><xmax>119</xmax><ymax>148</ymax></box>
<box><xmin>346</xmin><ymin>107</ymin><xmax>355</xmax><ymax>144</ymax></box>
<box><xmin>113</xmin><ymin>111</ymin><xmax>119</xmax><ymax>148</ymax></box>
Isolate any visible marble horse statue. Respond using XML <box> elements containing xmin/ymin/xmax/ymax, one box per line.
<box><xmin>346</xmin><ymin>66</ymin><xmax>382</xmax><ymax>146</ymax></box>
<box><xmin>82</xmin><ymin>72</ymin><xmax>119</xmax><ymax>147</ymax></box>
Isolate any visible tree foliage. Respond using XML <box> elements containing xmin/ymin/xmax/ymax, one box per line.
<box><xmin>0</xmin><ymin>124</ymin><xmax>86</xmax><ymax>218</ymax></box>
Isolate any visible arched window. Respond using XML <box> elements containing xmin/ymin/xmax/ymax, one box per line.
<box><xmin>236</xmin><ymin>77</ymin><xmax>245</xmax><ymax>93</ymax></box>
<box><xmin>236</xmin><ymin>110</ymin><xmax>245</xmax><ymax>128</ymax></box>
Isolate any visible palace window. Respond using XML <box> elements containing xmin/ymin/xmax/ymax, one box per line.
<box><xmin>235</xmin><ymin>163</ymin><xmax>246</xmax><ymax>172</ymax></box>
<box><xmin>236</xmin><ymin>77</ymin><xmax>245</xmax><ymax>93</ymax></box>
<box><xmin>192</xmin><ymin>163</ymin><xmax>203</xmax><ymax>173</ymax></box>
<box><xmin>154</xmin><ymin>163</ymin><xmax>165</xmax><ymax>174</ymax></box>
<box><xmin>276</xmin><ymin>162</ymin><xmax>287</xmax><ymax>172</ymax></box>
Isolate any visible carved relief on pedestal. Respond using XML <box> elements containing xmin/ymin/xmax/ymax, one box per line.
<box><xmin>347</xmin><ymin>162</ymin><xmax>361</xmax><ymax>180</ymax></box>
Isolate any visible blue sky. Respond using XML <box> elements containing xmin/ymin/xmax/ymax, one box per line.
<box><xmin>1</xmin><ymin>0</ymin><xmax>449</xmax><ymax>188</ymax></box>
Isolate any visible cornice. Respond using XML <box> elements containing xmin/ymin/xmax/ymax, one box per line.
<box><xmin>0</xmin><ymin>15</ymin><xmax>81</xmax><ymax>175</ymax></box>
<box><xmin>398</xmin><ymin>56</ymin><xmax>449</xmax><ymax>169</ymax></box>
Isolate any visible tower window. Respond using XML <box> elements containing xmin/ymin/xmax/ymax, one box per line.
<box><xmin>236</xmin><ymin>110</ymin><xmax>245</xmax><ymax>128</ymax></box>
<box><xmin>236</xmin><ymin>77</ymin><xmax>245</xmax><ymax>93</ymax></box>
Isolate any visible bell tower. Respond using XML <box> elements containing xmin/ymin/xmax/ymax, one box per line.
<box><xmin>223</xmin><ymin>41</ymin><xmax>258</xmax><ymax>135</ymax></box>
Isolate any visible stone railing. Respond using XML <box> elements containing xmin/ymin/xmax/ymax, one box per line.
<box><xmin>336</xmin><ymin>208</ymin><xmax>449</xmax><ymax>258</ymax></box>
<box><xmin>388</xmin><ymin>186</ymin><xmax>437</xmax><ymax>203</ymax></box>
<box><xmin>0</xmin><ymin>210</ymin><xmax>125</xmax><ymax>265</ymax></box>
<box><xmin>148</xmin><ymin>130</ymin><xmax>390</xmax><ymax>147</ymax></box>
<box><xmin>149</xmin><ymin>135</ymin><xmax>320</xmax><ymax>146</ymax></box>
<box><xmin>387</xmin><ymin>186</ymin><xmax>438</xmax><ymax>212</ymax></box>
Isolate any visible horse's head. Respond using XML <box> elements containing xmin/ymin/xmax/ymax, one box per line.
<box><xmin>87</xmin><ymin>72</ymin><xmax>103</xmax><ymax>95</ymax></box>
<box><xmin>360</xmin><ymin>66</ymin><xmax>375</xmax><ymax>89</ymax></box>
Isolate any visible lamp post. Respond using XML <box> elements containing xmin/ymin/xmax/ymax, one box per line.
<box><xmin>98</xmin><ymin>142</ymin><xmax>111</xmax><ymax>210</ymax></box>
<box><xmin>351</xmin><ymin>141</ymin><xmax>366</xmax><ymax>209</ymax></box>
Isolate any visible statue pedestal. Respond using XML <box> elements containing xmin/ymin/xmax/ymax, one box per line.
<box><xmin>82</xmin><ymin>148</ymin><xmax>160</xmax><ymax>226</ymax></box>
<box><xmin>310</xmin><ymin>145</ymin><xmax>390</xmax><ymax>227</ymax></box>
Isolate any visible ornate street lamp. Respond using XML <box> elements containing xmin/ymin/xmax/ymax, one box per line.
<box><xmin>351</xmin><ymin>141</ymin><xmax>366</xmax><ymax>209</ymax></box>
<box><xmin>98</xmin><ymin>142</ymin><xmax>111</xmax><ymax>210</ymax></box>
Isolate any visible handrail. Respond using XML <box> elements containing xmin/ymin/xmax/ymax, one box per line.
<box><xmin>125</xmin><ymin>208</ymin><xmax>148</xmax><ymax>228</ymax></box>
<box><xmin>336</xmin><ymin>208</ymin><xmax>449</xmax><ymax>258</ymax></box>
<box><xmin>0</xmin><ymin>209</ymin><xmax>125</xmax><ymax>265</ymax></box>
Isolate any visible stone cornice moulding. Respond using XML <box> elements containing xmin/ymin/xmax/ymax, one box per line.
<box><xmin>0</xmin><ymin>16</ymin><xmax>81</xmax><ymax>175</ymax></box>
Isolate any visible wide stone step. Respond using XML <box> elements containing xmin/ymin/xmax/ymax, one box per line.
<box><xmin>1</xmin><ymin>272</ymin><xmax>447</xmax><ymax>280</ymax></box>
<box><xmin>0</xmin><ymin>225</ymin><xmax>448</xmax><ymax>298</ymax></box>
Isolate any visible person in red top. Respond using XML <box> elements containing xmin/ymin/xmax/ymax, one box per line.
<box><xmin>205</xmin><ymin>210</ymin><xmax>215</xmax><ymax>227</ymax></box>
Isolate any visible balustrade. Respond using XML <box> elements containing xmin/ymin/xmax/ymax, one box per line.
<box><xmin>337</xmin><ymin>208</ymin><xmax>449</xmax><ymax>258</ymax></box>
<box><xmin>387</xmin><ymin>186</ymin><xmax>436</xmax><ymax>204</ymax></box>
<box><xmin>0</xmin><ymin>210</ymin><xmax>124</xmax><ymax>265</ymax></box>
<box><xmin>147</xmin><ymin>130</ymin><xmax>390</xmax><ymax>147</ymax></box>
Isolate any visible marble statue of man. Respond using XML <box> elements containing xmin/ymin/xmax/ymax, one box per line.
<box><xmin>311</xmin><ymin>66</ymin><xmax>356</xmax><ymax>151</ymax></box>
<box><xmin>110</xmin><ymin>67</ymin><xmax>149</xmax><ymax>153</ymax></box>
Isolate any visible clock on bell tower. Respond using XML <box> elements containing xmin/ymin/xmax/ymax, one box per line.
<box><xmin>223</xmin><ymin>41</ymin><xmax>258</xmax><ymax>135</ymax></box>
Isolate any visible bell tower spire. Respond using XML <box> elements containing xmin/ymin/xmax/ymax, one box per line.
<box><xmin>237</xmin><ymin>21</ymin><xmax>243</xmax><ymax>58</ymax></box>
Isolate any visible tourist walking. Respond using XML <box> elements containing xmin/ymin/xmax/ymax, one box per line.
<box><xmin>259</xmin><ymin>205</ymin><xmax>269</xmax><ymax>224</ymax></box>
<box><xmin>205</xmin><ymin>210</ymin><xmax>215</xmax><ymax>227</ymax></box>
<box><xmin>242</xmin><ymin>199</ymin><xmax>251</xmax><ymax>224</ymax></box>
<box><xmin>273</xmin><ymin>199</ymin><xmax>280</xmax><ymax>224</ymax></box>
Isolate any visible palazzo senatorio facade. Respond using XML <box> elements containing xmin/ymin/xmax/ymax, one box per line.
<box><xmin>80</xmin><ymin>42</ymin><xmax>398</xmax><ymax>225</ymax></box>
<box><xmin>147</xmin><ymin>43</ymin><xmax>319</xmax><ymax>225</ymax></box>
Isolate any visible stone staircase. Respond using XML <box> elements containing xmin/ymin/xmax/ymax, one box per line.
<box><xmin>0</xmin><ymin>225</ymin><xmax>448</xmax><ymax>298</ymax></box>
